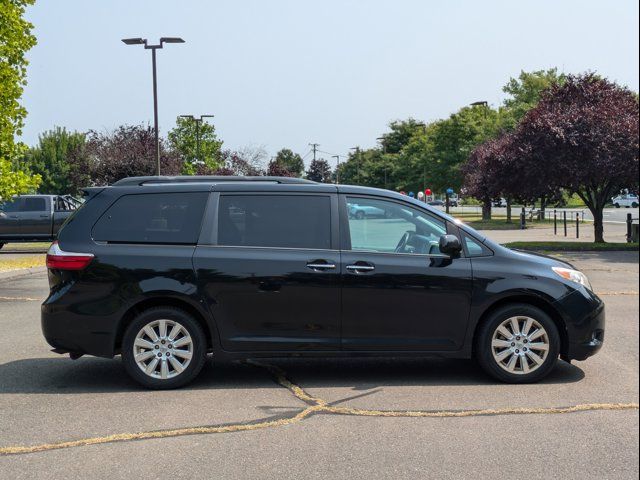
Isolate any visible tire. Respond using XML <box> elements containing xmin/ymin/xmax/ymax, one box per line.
<box><xmin>475</xmin><ymin>304</ymin><xmax>560</xmax><ymax>383</ymax></box>
<box><xmin>614</xmin><ymin>203</ymin><xmax>620</xmax><ymax>208</ymax></box>
<box><xmin>355</xmin><ymin>210</ymin><xmax>365</xmax><ymax>220</ymax></box>
<box><xmin>122</xmin><ymin>307</ymin><xmax>207</xmax><ymax>389</ymax></box>
<box><xmin>632</xmin><ymin>202</ymin><xmax>638</xmax><ymax>208</ymax></box>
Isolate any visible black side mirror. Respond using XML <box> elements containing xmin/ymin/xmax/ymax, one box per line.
<box><xmin>439</xmin><ymin>234</ymin><xmax>462</xmax><ymax>255</ymax></box>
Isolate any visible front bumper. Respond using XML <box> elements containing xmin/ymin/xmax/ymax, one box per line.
<box><xmin>554</xmin><ymin>288</ymin><xmax>605</xmax><ymax>361</ymax></box>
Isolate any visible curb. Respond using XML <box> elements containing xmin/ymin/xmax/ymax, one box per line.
<box><xmin>0</xmin><ymin>266</ymin><xmax>47</xmax><ymax>281</ymax></box>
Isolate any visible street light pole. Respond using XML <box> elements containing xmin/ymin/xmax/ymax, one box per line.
<box><xmin>376</xmin><ymin>136</ymin><xmax>388</xmax><ymax>189</ymax></box>
<box><xmin>179</xmin><ymin>114</ymin><xmax>214</xmax><ymax>165</ymax></box>
<box><xmin>122</xmin><ymin>37</ymin><xmax>185</xmax><ymax>176</ymax></box>
<box><xmin>332</xmin><ymin>155</ymin><xmax>340</xmax><ymax>184</ymax></box>
<box><xmin>350</xmin><ymin>147</ymin><xmax>361</xmax><ymax>185</ymax></box>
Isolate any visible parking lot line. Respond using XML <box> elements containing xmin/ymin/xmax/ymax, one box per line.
<box><xmin>1</xmin><ymin>360</ymin><xmax>637</xmax><ymax>456</ymax></box>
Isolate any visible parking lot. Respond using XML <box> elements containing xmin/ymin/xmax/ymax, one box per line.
<box><xmin>0</xmin><ymin>251</ymin><xmax>638</xmax><ymax>479</ymax></box>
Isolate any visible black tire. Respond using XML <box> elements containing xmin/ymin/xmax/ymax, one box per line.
<box><xmin>614</xmin><ymin>203</ymin><xmax>620</xmax><ymax>208</ymax></box>
<box><xmin>355</xmin><ymin>210</ymin><xmax>365</xmax><ymax>220</ymax></box>
<box><xmin>632</xmin><ymin>202</ymin><xmax>638</xmax><ymax>208</ymax></box>
<box><xmin>475</xmin><ymin>304</ymin><xmax>560</xmax><ymax>383</ymax></box>
<box><xmin>122</xmin><ymin>307</ymin><xmax>207</xmax><ymax>389</ymax></box>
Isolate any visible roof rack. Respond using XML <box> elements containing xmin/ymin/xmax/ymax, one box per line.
<box><xmin>112</xmin><ymin>176</ymin><xmax>316</xmax><ymax>187</ymax></box>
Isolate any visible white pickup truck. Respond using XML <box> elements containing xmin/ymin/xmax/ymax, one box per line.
<box><xmin>611</xmin><ymin>194</ymin><xmax>639</xmax><ymax>208</ymax></box>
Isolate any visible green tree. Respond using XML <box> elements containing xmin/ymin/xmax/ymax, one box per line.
<box><xmin>274</xmin><ymin>148</ymin><xmax>304</xmax><ymax>177</ymax></box>
<box><xmin>306</xmin><ymin>158</ymin><xmax>332</xmax><ymax>183</ymax></box>
<box><xmin>19</xmin><ymin>127</ymin><xmax>88</xmax><ymax>195</ymax></box>
<box><xmin>0</xmin><ymin>0</ymin><xmax>40</xmax><ymax>199</ymax></box>
<box><xmin>502</xmin><ymin>68</ymin><xmax>566</xmax><ymax>127</ymax></box>
<box><xmin>168</xmin><ymin>117</ymin><xmax>223</xmax><ymax>175</ymax></box>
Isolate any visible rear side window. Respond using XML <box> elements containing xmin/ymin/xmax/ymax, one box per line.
<box><xmin>2</xmin><ymin>197</ymin><xmax>47</xmax><ymax>212</ymax></box>
<box><xmin>217</xmin><ymin>195</ymin><xmax>331</xmax><ymax>249</ymax></box>
<box><xmin>93</xmin><ymin>193</ymin><xmax>208</xmax><ymax>244</ymax></box>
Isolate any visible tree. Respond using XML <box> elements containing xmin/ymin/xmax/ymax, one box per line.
<box><xmin>511</xmin><ymin>74</ymin><xmax>639</xmax><ymax>242</ymax></box>
<box><xmin>502</xmin><ymin>68</ymin><xmax>566</xmax><ymax>128</ymax></box>
<box><xmin>0</xmin><ymin>0</ymin><xmax>40</xmax><ymax>199</ymax></box>
<box><xmin>167</xmin><ymin>117</ymin><xmax>223</xmax><ymax>175</ymax></box>
<box><xmin>266</xmin><ymin>159</ymin><xmax>294</xmax><ymax>177</ymax></box>
<box><xmin>19</xmin><ymin>127</ymin><xmax>88</xmax><ymax>195</ymax></box>
<box><xmin>273</xmin><ymin>148</ymin><xmax>304</xmax><ymax>177</ymax></box>
<box><xmin>215</xmin><ymin>149</ymin><xmax>265</xmax><ymax>176</ymax></box>
<box><xmin>306</xmin><ymin>158</ymin><xmax>332</xmax><ymax>183</ymax></box>
<box><xmin>85</xmin><ymin>125</ymin><xmax>181</xmax><ymax>185</ymax></box>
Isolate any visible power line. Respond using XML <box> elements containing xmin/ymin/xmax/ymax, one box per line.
<box><xmin>308</xmin><ymin>143</ymin><xmax>320</xmax><ymax>162</ymax></box>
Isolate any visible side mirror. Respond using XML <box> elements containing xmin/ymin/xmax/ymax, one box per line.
<box><xmin>439</xmin><ymin>234</ymin><xmax>462</xmax><ymax>255</ymax></box>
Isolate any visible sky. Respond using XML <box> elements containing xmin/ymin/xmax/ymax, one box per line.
<box><xmin>21</xmin><ymin>0</ymin><xmax>640</xmax><ymax>168</ymax></box>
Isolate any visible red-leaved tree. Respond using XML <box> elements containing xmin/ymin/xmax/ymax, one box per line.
<box><xmin>512</xmin><ymin>74</ymin><xmax>639</xmax><ymax>242</ymax></box>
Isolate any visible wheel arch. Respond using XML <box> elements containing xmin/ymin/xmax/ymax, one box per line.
<box><xmin>471</xmin><ymin>294</ymin><xmax>569</xmax><ymax>358</ymax></box>
<box><xmin>114</xmin><ymin>295</ymin><xmax>218</xmax><ymax>355</ymax></box>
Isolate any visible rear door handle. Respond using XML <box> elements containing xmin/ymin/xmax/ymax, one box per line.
<box><xmin>306</xmin><ymin>261</ymin><xmax>336</xmax><ymax>271</ymax></box>
<box><xmin>346</xmin><ymin>263</ymin><xmax>375</xmax><ymax>273</ymax></box>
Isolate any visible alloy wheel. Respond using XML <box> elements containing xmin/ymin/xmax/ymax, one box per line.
<box><xmin>133</xmin><ymin>319</ymin><xmax>193</xmax><ymax>379</ymax></box>
<box><xmin>491</xmin><ymin>316</ymin><xmax>550</xmax><ymax>375</ymax></box>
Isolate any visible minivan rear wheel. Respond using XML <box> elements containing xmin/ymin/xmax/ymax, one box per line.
<box><xmin>476</xmin><ymin>304</ymin><xmax>560</xmax><ymax>383</ymax></box>
<box><xmin>122</xmin><ymin>307</ymin><xmax>207</xmax><ymax>389</ymax></box>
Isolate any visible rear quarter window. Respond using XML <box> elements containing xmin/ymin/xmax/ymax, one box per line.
<box><xmin>92</xmin><ymin>192</ymin><xmax>208</xmax><ymax>244</ymax></box>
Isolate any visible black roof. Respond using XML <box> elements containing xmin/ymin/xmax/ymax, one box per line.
<box><xmin>112</xmin><ymin>176</ymin><xmax>316</xmax><ymax>187</ymax></box>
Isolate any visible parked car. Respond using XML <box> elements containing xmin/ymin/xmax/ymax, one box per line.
<box><xmin>493</xmin><ymin>198</ymin><xmax>507</xmax><ymax>208</ymax></box>
<box><xmin>427</xmin><ymin>199</ymin><xmax>444</xmax><ymax>206</ymax></box>
<box><xmin>611</xmin><ymin>193</ymin><xmax>639</xmax><ymax>208</ymax></box>
<box><xmin>349</xmin><ymin>203</ymin><xmax>388</xmax><ymax>219</ymax></box>
<box><xmin>0</xmin><ymin>195</ymin><xmax>80</xmax><ymax>249</ymax></box>
<box><xmin>42</xmin><ymin>176</ymin><xmax>604</xmax><ymax>389</ymax></box>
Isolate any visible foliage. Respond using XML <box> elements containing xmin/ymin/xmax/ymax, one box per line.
<box><xmin>17</xmin><ymin>127</ymin><xmax>89</xmax><ymax>195</ymax></box>
<box><xmin>490</xmin><ymin>74</ymin><xmax>639</xmax><ymax>243</ymax></box>
<box><xmin>0</xmin><ymin>0</ymin><xmax>40</xmax><ymax>199</ymax></box>
<box><xmin>306</xmin><ymin>158</ymin><xmax>333</xmax><ymax>183</ymax></box>
<box><xmin>85</xmin><ymin>125</ymin><xmax>181</xmax><ymax>185</ymax></box>
<box><xmin>167</xmin><ymin>117</ymin><xmax>223</xmax><ymax>175</ymax></box>
<box><xmin>215</xmin><ymin>149</ymin><xmax>265</xmax><ymax>176</ymax></box>
<box><xmin>266</xmin><ymin>159</ymin><xmax>295</xmax><ymax>177</ymax></box>
<box><xmin>501</xmin><ymin>68</ymin><xmax>566</xmax><ymax>128</ymax></box>
<box><xmin>273</xmin><ymin>148</ymin><xmax>304</xmax><ymax>177</ymax></box>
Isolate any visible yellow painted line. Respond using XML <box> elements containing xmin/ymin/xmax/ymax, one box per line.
<box><xmin>0</xmin><ymin>360</ymin><xmax>637</xmax><ymax>456</ymax></box>
<box><xmin>596</xmin><ymin>291</ymin><xmax>639</xmax><ymax>296</ymax></box>
<box><xmin>0</xmin><ymin>296</ymin><xmax>40</xmax><ymax>301</ymax></box>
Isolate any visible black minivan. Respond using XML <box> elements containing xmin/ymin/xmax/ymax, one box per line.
<box><xmin>42</xmin><ymin>176</ymin><xmax>604</xmax><ymax>388</ymax></box>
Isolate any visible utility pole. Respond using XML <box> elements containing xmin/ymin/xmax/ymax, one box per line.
<box><xmin>332</xmin><ymin>155</ymin><xmax>340</xmax><ymax>184</ymax></box>
<box><xmin>309</xmin><ymin>143</ymin><xmax>320</xmax><ymax>162</ymax></box>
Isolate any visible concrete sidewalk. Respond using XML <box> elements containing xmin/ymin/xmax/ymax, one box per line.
<box><xmin>478</xmin><ymin>221</ymin><xmax>631</xmax><ymax>244</ymax></box>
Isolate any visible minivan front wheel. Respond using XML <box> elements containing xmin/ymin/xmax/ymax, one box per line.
<box><xmin>476</xmin><ymin>304</ymin><xmax>560</xmax><ymax>383</ymax></box>
<box><xmin>122</xmin><ymin>307</ymin><xmax>207</xmax><ymax>389</ymax></box>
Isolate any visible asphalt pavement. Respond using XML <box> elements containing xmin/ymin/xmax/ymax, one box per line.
<box><xmin>0</xmin><ymin>252</ymin><xmax>638</xmax><ymax>479</ymax></box>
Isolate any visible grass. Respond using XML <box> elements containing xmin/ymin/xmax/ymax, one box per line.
<box><xmin>0</xmin><ymin>242</ymin><xmax>50</xmax><ymax>252</ymax></box>
<box><xmin>503</xmin><ymin>241</ymin><xmax>639</xmax><ymax>252</ymax></box>
<box><xmin>0</xmin><ymin>254</ymin><xmax>45</xmax><ymax>272</ymax></box>
<box><xmin>463</xmin><ymin>218</ymin><xmax>556</xmax><ymax>230</ymax></box>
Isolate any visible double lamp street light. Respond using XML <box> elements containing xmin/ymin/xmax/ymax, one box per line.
<box><xmin>122</xmin><ymin>37</ymin><xmax>185</xmax><ymax>176</ymax></box>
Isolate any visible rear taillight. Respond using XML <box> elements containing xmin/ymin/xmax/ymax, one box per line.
<box><xmin>46</xmin><ymin>241</ymin><xmax>94</xmax><ymax>271</ymax></box>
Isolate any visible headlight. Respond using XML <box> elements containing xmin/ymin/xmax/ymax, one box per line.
<box><xmin>552</xmin><ymin>267</ymin><xmax>592</xmax><ymax>290</ymax></box>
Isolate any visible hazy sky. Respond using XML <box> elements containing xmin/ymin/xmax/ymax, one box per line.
<box><xmin>22</xmin><ymin>0</ymin><xmax>639</xmax><ymax>167</ymax></box>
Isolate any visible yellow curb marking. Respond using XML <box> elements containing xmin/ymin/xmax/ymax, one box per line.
<box><xmin>0</xmin><ymin>360</ymin><xmax>638</xmax><ymax>456</ymax></box>
<box><xmin>0</xmin><ymin>296</ymin><xmax>40</xmax><ymax>301</ymax></box>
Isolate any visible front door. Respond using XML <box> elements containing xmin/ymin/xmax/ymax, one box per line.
<box><xmin>194</xmin><ymin>192</ymin><xmax>341</xmax><ymax>352</ymax></box>
<box><xmin>340</xmin><ymin>195</ymin><xmax>473</xmax><ymax>351</ymax></box>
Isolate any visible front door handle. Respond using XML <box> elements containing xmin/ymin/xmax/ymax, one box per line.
<box><xmin>306</xmin><ymin>261</ymin><xmax>336</xmax><ymax>271</ymax></box>
<box><xmin>346</xmin><ymin>263</ymin><xmax>375</xmax><ymax>273</ymax></box>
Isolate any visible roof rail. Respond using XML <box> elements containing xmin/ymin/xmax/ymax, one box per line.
<box><xmin>111</xmin><ymin>176</ymin><xmax>316</xmax><ymax>187</ymax></box>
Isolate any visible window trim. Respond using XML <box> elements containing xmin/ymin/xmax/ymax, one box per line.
<box><xmin>339</xmin><ymin>194</ymin><xmax>452</xmax><ymax>257</ymax></box>
<box><xmin>200</xmin><ymin>192</ymin><xmax>339</xmax><ymax>250</ymax></box>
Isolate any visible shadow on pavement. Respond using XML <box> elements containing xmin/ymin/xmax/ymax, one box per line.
<box><xmin>0</xmin><ymin>355</ymin><xmax>585</xmax><ymax>394</ymax></box>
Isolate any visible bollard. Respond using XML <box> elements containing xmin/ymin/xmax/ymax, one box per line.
<box><xmin>627</xmin><ymin>213</ymin><xmax>632</xmax><ymax>243</ymax></box>
<box><xmin>554</xmin><ymin>209</ymin><xmax>557</xmax><ymax>235</ymax></box>
<box><xmin>563</xmin><ymin>211</ymin><xmax>567</xmax><ymax>237</ymax></box>
<box><xmin>576</xmin><ymin>212</ymin><xmax>579</xmax><ymax>239</ymax></box>
<box><xmin>520</xmin><ymin>207</ymin><xmax>526</xmax><ymax>230</ymax></box>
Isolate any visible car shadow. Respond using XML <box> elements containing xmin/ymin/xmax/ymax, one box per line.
<box><xmin>0</xmin><ymin>355</ymin><xmax>585</xmax><ymax>394</ymax></box>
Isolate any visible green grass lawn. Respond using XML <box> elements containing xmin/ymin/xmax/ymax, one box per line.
<box><xmin>503</xmin><ymin>241</ymin><xmax>639</xmax><ymax>252</ymax></box>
